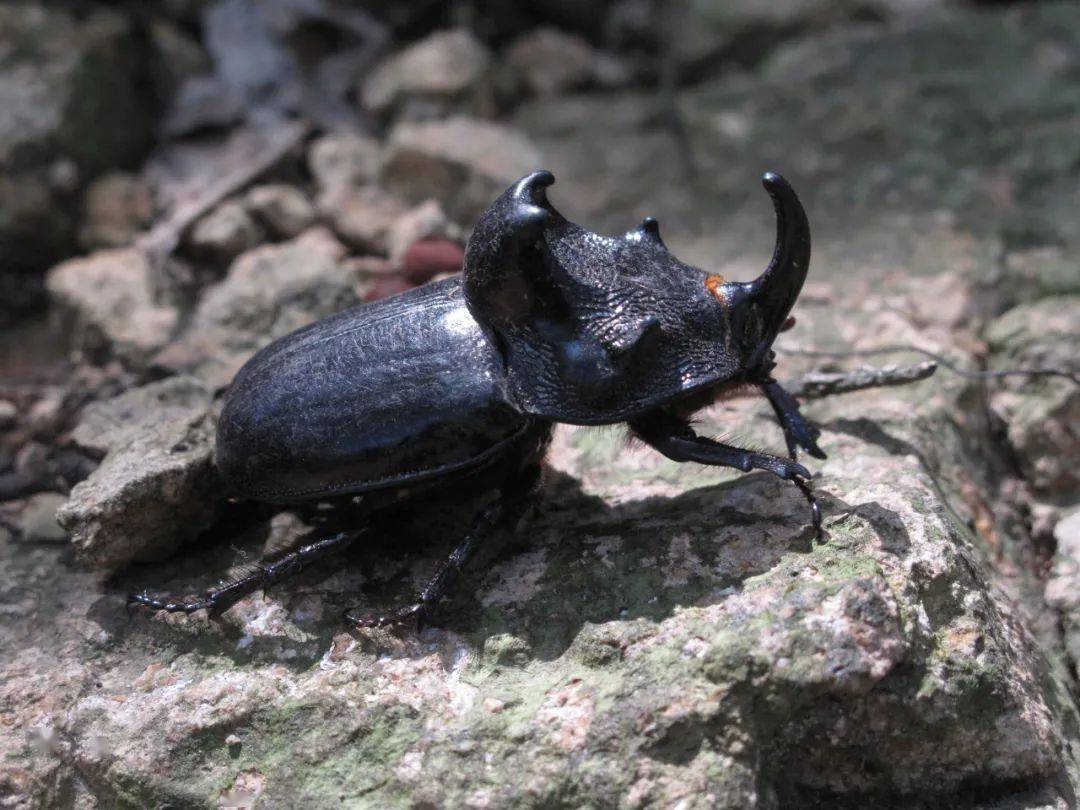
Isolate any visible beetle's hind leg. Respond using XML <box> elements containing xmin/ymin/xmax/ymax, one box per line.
<box><xmin>348</xmin><ymin>466</ymin><xmax>542</xmax><ymax>631</ymax></box>
<box><xmin>128</xmin><ymin>529</ymin><xmax>365</xmax><ymax>616</ymax></box>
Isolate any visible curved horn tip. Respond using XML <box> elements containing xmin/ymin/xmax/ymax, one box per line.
<box><xmin>761</xmin><ymin>171</ymin><xmax>789</xmax><ymax>191</ymax></box>
<box><xmin>513</xmin><ymin>170</ymin><xmax>555</xmax><ymax>202</ymax></box>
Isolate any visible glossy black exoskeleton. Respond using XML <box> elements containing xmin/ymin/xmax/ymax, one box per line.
<box><xmin>130</xmin><ymin>170</ymin><xmax>825</xmax><ymax>628</ymax></box>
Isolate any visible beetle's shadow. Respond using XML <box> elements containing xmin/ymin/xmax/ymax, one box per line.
<box><xmin>441</xmin><ymin>468</ymin><xmax>910</xmax><ymax>663</ymax></box>
<box><xmin>97</xmin><ymin>466</ymin><xmax>908</xmax><ymax>669</ymax></box>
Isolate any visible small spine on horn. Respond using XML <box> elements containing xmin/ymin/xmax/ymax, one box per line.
<box><xmin>627</xmin><ymin>216</ymin><xmax>665</xmax><ymax>248</ymax></box>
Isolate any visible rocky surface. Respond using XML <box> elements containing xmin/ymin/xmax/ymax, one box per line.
<box><xmin>0</xmin><ymin>3</ymin><xmax>153</xmax><ymax>317</ymax></box>
<box><xmin>361</xmin><ymin>29</ymin><xmax>495</xmax><ymax>121</ymax></box>
<box><xmin>44</xmin><ymin>248</ymin><xmax>179</xmax><ymax>369</ymax></box>
<box><xmin>154</xmin><ymin>228</ymin><xmax>361</xmax><ymax>390</ymax></box>
<box><xmin>3</xmin><ymin>279</ymin><xmax>1080</xmax><ymax>806</ymax></box>
<box><xmin>1</xmin><ymin>2</ymin><xmax>1079</xmax><ymax>808</ymax></box>
<box><xmin>56</xmin><ymin>376</ymin><xmax>221</xmax><ymax>569</ymax></box>
<box><xmin>381</xmin><ymin>117</ymin><xmax>544</xmax><ymax>224</ymax></box>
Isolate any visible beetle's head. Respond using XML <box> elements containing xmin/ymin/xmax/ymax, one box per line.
<box><xmin>463</xmin><ymin>170</ymin><xmax>811</xmax><ymax>424</ymax></box>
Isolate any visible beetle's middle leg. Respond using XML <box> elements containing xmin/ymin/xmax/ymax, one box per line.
<box><xmin>128</xmin><ymin>529</ymin><xmax>366</xmax><ymax>615</ymax></box>
<box><xmin>630</xmin><ymin>409</ymin><xmax>822</xmax><ymax>538</ymax></box>
<box><xmin>348</xmin><ymin>465</ymin><xmax>543</xmax><ymax>630</ymax></box>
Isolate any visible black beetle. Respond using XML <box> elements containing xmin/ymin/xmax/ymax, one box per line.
<box><xmin>130</xmin><ymin>170</ymin><xmax>825</xmax><ymax>627</ymax></box>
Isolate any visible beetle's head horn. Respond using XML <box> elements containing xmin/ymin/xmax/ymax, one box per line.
<box><xmin>721</xmin><ymin>172</ymin><xmax>811</xmax><ymax>370</ymax></box>
<box><xmin>463</xmin><ymin>170</ymin><xmax>556</xmax><ymax>327</ymax></box>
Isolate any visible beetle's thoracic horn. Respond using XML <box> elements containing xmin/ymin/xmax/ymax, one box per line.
<box><xmin>749</xmin><ymin>172</ymin><xmax>811</xmax><ymax>341</ymax></box>
<box><xmin>463</xmin><ymin>170</ymin><xmax>556</xmax><ymax>325</ymax></box>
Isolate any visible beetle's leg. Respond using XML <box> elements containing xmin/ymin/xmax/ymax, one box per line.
<box><xmin>128</xmin><ymin>529</ymin><xmax>366</xmax><ymax>615</ymax></box>
<box><xmin>349</xmin><ymin>466</ymin><xmax>542</xmax><ymax>630</ymax></box>
<box><xmin>760</xmin><ymin>378</ymin><xmax>826</xmax><ymax>461</ymax></box>
<box><xmin>630</xmin><ymin>410</ymin><xmax>822</xmax><ymax>538</ymax></box>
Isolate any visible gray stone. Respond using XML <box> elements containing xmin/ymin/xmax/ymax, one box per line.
<box><xmin>154</xmin><ymin>228</ymin><xmax>357</xmax><ymax>389</ymax></box>
<box><xmin>78</xmin><ymin>172</ymin><xmax>155</xmax><ymax>250</ymax></box>
<box><xmin>380</xmin><ymin>117</ymin><xmax>543</xmax><ymax>224</ymax></box>
<box><xmin>186</xmin><ymin>199</ymin><xmax>265</xmax><ymax>264</ymax></box>
<box><xmin>245</xmin><ymin>184</ymin><xmax>316</xmax><ymax>239</ymax></box>
<box><xmin>0</xmin><ymin>399</ymin><xmax>17</xmax><ymax>430</ymax></box>
<box><xmin>0</xmin><ymin>4</ymin><xmax>152</xmax><ymax>274</ymax></box>
<box><xmin>1047</xmin><ymin>509</ymin><xmax>1080</xmax><ymax>664</ymax></box>
<box><xmin>45</xmin><ymin>248</ymin><xmax>179</xmax><ymax>367</ymax></box>
<box><xmin>307</xmin><ymin>132</ymin><xmax>382</xmax><ymax>201</ymax></box>
<box><xmin>386</xmin><ymin>200</ymin><xmax>461</xmax><ymax>267</ymax></box>
<box><xmin>361</xmin><ymin>29</ymin><xmax>493</xmax><ymax>120</ymax></box>
<box><xmin>505</xmin><ymin>27</ymin><xmax>597</xmax><ymax>97</ymax></box>
<box><xmin>14</xmin><ymin>492</ymin><xmax>68</xmax><ymax>543</ymax></box>
<box><xmin>57</xmin><ymin>376</ymin><xmax>220</xmax><ymax>568</ymax></box>
<box><xmin>147</xmin><ymin>16</ymin><xmax>210</xmax><ymax>101</ymax></box>
<box><xmin>322</xmin><ymin>185</ymin><xmax>407</xmax><ymax>255</ymax></box>
<box><xmin>985</xmin><ymin>296</ymin><xmax>1080</xmax><ymax>498</ymax></box>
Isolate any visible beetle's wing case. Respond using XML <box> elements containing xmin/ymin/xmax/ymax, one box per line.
<box><xmin>216</xmin><ymin>278</ymin><xmax>532</xmax><ymax>503</ymax></box>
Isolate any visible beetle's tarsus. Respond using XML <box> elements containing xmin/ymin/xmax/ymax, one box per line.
<box><xmin>793</xmin><ymin>476</ymin><xmax>823</xmax><ymax>540</ymax></box>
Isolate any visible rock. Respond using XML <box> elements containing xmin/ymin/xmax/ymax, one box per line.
<box><xmin>386</xmin><ymin>199</ymin><xmax>460</xmax><ymax>268</ymax></box>
<box><xmin>380</xmin><ymin>117</ymin><xmax>543</xmax><ymax>224</ymax></box>
<box><xmin>0</xmin><ymin>399</ymin><xmax>17</xmax><ymax>430</ymax></box>
<box><xmin>7</xmin><ymin>319</ymin><xmax>1080</xmax><ymax>804</ymax></box>
<box><xmin>155</xmin><ymin>228</ymin><xmax>358</xmax><ymax>389</ymax></box>
<box><xmin>1047</xmin><ymin>508</ymin><xmax>1080</xmax><ymax>670</ymax></box>
<box><xmin>78</xmin><ymin>172</ymin><xmax>155</xmax><ymax>250</ymax></box>
<box><xmin>985</xmin><ymin>296</ymin><xmax>1080</xmax><ymax>498</ymax></box>
<box><xmin>186</xmin><ymin>199</ymin><xmax>265</xmax><ymax>264</ymax></box>
<box><xmin>0</xmin><ymin>4</ymin><xmax>153</xmax><ymax>276</ymax></box>
<box><xmin>147</xmin><ymin>16</ymin><xmax>210</xmax><ymax>101</ymax></box>
<box><xmin>361</xmin><ymin>29</ymin><xmax>494</xmax><ymax>120</ymax></box>
<box><xmin>13</xmin><ymin>492</ymin><xmax>68</xmax><ymax>543</ymax></box>
<box><xmin>45</xmin><ymin>248</ymin><xmax>179</xmax><ymax>367</ymax></box>
<box><xmin>505</xmin><ymin>27</ymin><xmax>598</xmax><ymax>96</ymax></box>
<box><xmin>661</xmin><ymin>0</ymin><xmax>877</xmax><ymax>72</ymax></box>
<box><xmin>57</xmin><ymin>377</ymin><xmax>220</xmax><ymax>568</ymax></box>
<box><xmin>307</xmin><ymin>132</ymin><xmax>382</xmax><ymax>201</ymax></box>
<box><xmin>160</xmin><ymin>74</ymin><xmax>246</xmax><ymax>138</ymax></box>
<box><xmin>245</xmin><ymin>184</ymin><xmax>316</xmax><ymax>239</ymax></box>
<box><xmin>400</xmin><ymin>238</ymin><xmax>465</xmax><ymax>285</ymax></box>
<box><xmin>322</xmin><ymin>186</ymin><xmax>407</xmax><ymax>255</ymax></box>
<box><xmin>68</xmin><ymin>375</ymin><xmax>215</xmax><ymax>458</ymax></box>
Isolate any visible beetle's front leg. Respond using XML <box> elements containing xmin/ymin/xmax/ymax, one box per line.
<box><xmin>348</xmin><ymin>466</ymin><xmax>543</xmax><ymax>631</ymax></box>
<box><xmin>630</xmin><ymin>410</ymin><xmax>822</xmax><ymax>538</ymax></box>
<box><xmin>759</xmin><ymin>378</ymin><xmax>825</xmax><ymax>461</ymax></box>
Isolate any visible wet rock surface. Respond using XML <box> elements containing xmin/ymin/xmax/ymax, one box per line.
<box><xmin>1</xmin><ymin>3</ymin><xmax>1079</xmax><ymax>809</ymax></box>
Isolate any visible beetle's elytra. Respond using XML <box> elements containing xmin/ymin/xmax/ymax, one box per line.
<box><xmin>131</xmin><ymin>170</ymin><xmax>825</xmax><ymax>628</ymax></box>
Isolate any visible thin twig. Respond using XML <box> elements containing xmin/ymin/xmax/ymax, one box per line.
<box><xmin>785</xmin><ymin>361</ymin><xmax>938</xmax><ymax>399</ymax></box>
<box><xmin>780</xmin><ymin>345</ymin><xmax>1079</xmax><ymax>385</ymax></box>
<box><xmin>137</xmin><ymin>120</ymin><xmax>309</xmax><ymax>270</ymax></box>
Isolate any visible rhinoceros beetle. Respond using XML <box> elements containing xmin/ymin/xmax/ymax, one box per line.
<box><xmin>130</xmin><ymin>170</ymin><xmax>825</xmax><ymax>628</ymax></box>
